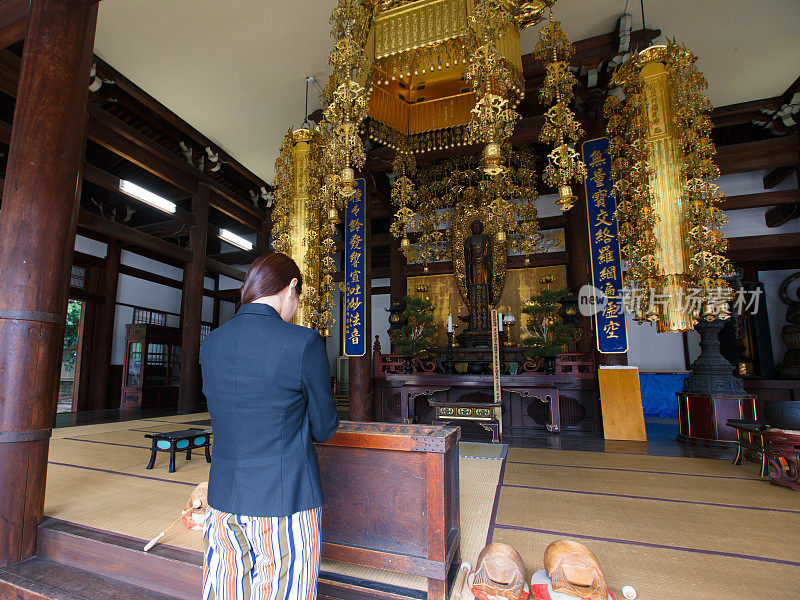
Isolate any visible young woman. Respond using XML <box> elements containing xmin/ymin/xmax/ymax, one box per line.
<box><xmin>200</xmin><ymin>252</ymin><xmax>339</xmax><ymax>600</ymax></box>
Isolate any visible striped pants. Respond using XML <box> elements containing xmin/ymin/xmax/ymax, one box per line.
<box><xmin>203</xmin><ymin>506</ymin><xmax>321</xmax><ymax>600</ymax></box>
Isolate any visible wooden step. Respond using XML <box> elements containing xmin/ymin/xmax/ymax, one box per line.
<box><xmin>35</xmin><ymin>518</ymin><xmax>425</xmax><ymax>600</ymax></box>
<box><xmin>0</xmin><ymin>556</ymin><xmax>181</xmax><ymax>600</ymax></box>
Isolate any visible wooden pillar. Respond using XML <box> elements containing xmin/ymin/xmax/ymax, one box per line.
<box><xmin>178</xmin><ymin>184</ymin><xmax>210</xmax><ymax>413</ymax></box>
<box><xmin>212</xmin><ymin>274</ymin><xmax>221</xmax><ymax>329</ymax></box>
<box><xmin>0</xmin><ymin>0</ymin><xmax>98</xmax><ymax>567</ymax></box>
<box><xmin>565</xmin><ymin>193</ymin><xmax>593</xmax><ymax>355</ymax></box>
<box><xmin>256</xmin><ymin>210</ymin><xmax>272</xmax><ymax>256</ymax></box>
<box><xmin>87</xmin><ymin>241</ymin><xmax>120</xmax><ymax>411</ymax></box>
<box><xmin>389</xmin><ymin>235</ymin><xmax>405</xmax><ymax>354</ymax></box>
<box><xmin>349</xmin><ymin>184</ymin><xmax>373</xmax><ymax>422</ymax></box>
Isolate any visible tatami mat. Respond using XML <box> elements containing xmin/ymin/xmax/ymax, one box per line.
<box><xmin>493</xmin><ymin>447</ymin><xmax>800</xmax><ymax>600</ymax></box>
<box><xmin>140</xmin><ymin>413</ymin><xmax>211</xmax><ymax>423</ymax></box>
<box><xmin>45</xmin><ymin>421</ymin><xmax>503</xmax><ymax>595</ymax></box>
<box><xmin>502</xmin><ymin>460</ymin><xmax>800</xmax><ymax>512</ymax></box>
<box><xmin>506</xmin><ymin>446</ymin><xmax>762</xmax><ymax>478</ymax></box>
<box><xmin>459</xmin><ymin>442</ymin><xmax>506</xmax><ymax>459</ymax></box>
<box><xmin>495</xmin><ymin>485</ymin><xmax>800</xmax><ymax>562</ymax></box>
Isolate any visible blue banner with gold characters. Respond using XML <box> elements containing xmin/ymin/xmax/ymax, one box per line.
<box><xmin>344</xmin><ymin>178</ymin><xmax>367</xmax><ymax>357</ymax></box>
<box><xmin>582</xmin><ymin>137</ymin><xmax>628</xmax><ymax>354</ymax></box>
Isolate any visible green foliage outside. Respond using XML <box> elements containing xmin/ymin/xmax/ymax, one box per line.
<box><xmin>62</xmin><ymin>300</ymin><xmax>81</xmax><ymax>371</ymax></box>
<box><xmin>389</xmin><ymin>295</ymin><xmax>439</xmax><ymax>360</ymax></box>
<box><xmin>521</xmin><ymin>287</ymin><xmax>580</xmax><ymax>359</ymax></box>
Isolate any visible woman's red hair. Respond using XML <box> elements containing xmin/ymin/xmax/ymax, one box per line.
<box><xmin>240</xmin><ymin>252</ymin><xmax>302</xmax><ymax>305</ymax></box>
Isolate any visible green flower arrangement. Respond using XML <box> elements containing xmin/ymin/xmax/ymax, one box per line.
<box><xmin>389</xmin><ymin>295</ymin><xmax>439</xmax><ymax>360</ymax></box>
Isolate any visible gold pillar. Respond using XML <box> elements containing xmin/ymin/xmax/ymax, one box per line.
<box><xmin>289</xmin><ymin>128</ymin><xmax>314</xmax><ymax>327</ymax></box>
<box><xmin>641</xmin><ymin>58</ymin><xmax>694</xmax><ymax>332</ymax></box>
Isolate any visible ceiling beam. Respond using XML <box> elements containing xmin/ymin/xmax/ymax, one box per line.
<box><xmin>205</xmin><ymin>257</ymin><xmax>246</xmax><ymax>282</ymax></box>
<box><xmin>0</xmin><ymin>48</ymin><xmax>266</xmax><ymax>231</ymax></box>
<box><xmin>764</xmin><ymin>203</ymin><xmax>800</xmax><ymax>228</ymax></box>
<box><xmin>715</xmin><ymin>136</ymin><xmax>799</xmax><ymax>174</ymax></box>
<box><xmin>0</xmin><ymin>0</ymin><xmax>27</xmax><ymax>49</ymax></box>
<box><xmin>92</xmin><ymin>54</ymin><xmax>272</xmax><ymax>194</ymax></box>
<box><xmin>133</xmin><ymin>220</ymin><xmax>190</xmax><ymax>237</ymax></box>
<box><xmin>78</xmin><ymin>209</ymin><xmax>192</xmax><ymax>263</ymax></box>
<box><xmin>521</xmin><ymin>28</ymin><xmax>660</xmax><ymax>87</ymax></box>
<box><xmin>710</xmin><ymin>98</ymin><xmax>781</xmax><ymax>129</ymax></box>
<box><xmin>721</xmin><ymin>189</ymin><xmax>800</xmax><ymax>211</ymax></box>
<box><xmin>207</xmin><ymin>249</ymin><xmax>258</xmax><ymax>265</ymax></box>
<box><xmin>727</xmin><ymin>232</ymin><xmax>800</xmax><ymax>263</ymax></box>
<box><xmin>763</xmin><ymin>165</ymin><xmax>797</xmax><ymax>190</ymax></box>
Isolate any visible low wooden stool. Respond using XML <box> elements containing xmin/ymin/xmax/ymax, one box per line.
<box><xmin>430</xmin><ymin>400</ymin><xmax>502</xmax><ymax>443</ymax></box>
<box><xmin>727</xmin><ymin>419</ymin><xmax>769</xmax><ymax>478</ymax></box>
<box><xmin>145</xmin><ymin>429</ymin><xmax>213</xmax><ymax>473</ymax></box>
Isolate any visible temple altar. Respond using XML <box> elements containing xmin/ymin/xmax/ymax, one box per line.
<box><xmin>372</xmin><ymin>365</ymin><xmax>600</xmax><ymax>438</ymax></box>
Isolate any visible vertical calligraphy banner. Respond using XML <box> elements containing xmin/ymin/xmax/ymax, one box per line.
<box><xmin>582</xmin><ymin>137</ymin><xmax>629</xmax><ymax>354</ymax></box>
<box><xmin>344</xmin><ymin>178</ymin><xmax>367</xmax><ymax>357</ymax></box>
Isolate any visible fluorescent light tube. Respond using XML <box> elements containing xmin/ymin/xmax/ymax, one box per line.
<box><xmin>219</xmin><ymin>229</ymin><xmax>253</xmax><ymax>251</ymax></box>
<box><xmin>119</xmin><ymin>179</ymin><xmax>176</xmax><ymax>214</ymax></box>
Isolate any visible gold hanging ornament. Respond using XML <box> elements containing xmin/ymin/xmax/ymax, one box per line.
<box><xmin>271</xmin><ymin>125</ymin><xmax>337</xmax><ymax>334</ymax></box>
<box><xmin>534</xmin><ymin>11</ymin><xmax>586</xmax><ymax>211</ymax></box>
<box><xmin>605</xmin><ymin>41</ymin><xmax>734</xmax><ymax>332</ymax></box>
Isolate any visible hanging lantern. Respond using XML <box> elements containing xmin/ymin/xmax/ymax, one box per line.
<box><xmin>481</xmin><ymin>141</ymin><xmax>506</xmax><ymax>176</ymax></box>
<box><xmin>605</xmin><ymin>42</ymin><xmax>734</xmax><ymax>333</ymax></box>
<box><xmin>339</xmin><ymin>166</ymin><xmax>358</xmax><ymax>197</ymax></box>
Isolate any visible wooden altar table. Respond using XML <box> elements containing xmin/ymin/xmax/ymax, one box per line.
<box><xmin>373</xmin><ymin>373</ymin><xmax>601</xmax><ymax>433</ymax></box>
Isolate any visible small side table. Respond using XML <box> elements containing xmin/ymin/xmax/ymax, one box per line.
<box><xmin>726</xmin><ymin>419</ymin><xmax>769</xmax><ymax>478</ymax></box>
<box><xmin>765</xmin><ymin>428</ymin><xmax>800</xmax><ymax>491</ymax></box>
<box><xmin>145</xmin><ymin>429</ymin><xmax>212</xmax><ymax>473</ymax></box>
<box><xmin>430</xmin><ymin>400</ymin><xmax>502</xmax><ymax>443</ymax></box>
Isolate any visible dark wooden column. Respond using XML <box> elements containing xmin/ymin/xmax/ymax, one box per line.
<box><xmin>389</xmin><ymin>235</ymin><xmax>405</xmax><ymax>353</ymax></box>
<box><xmin>0</xmin><ymin>0</ymin><xmax>98</xmax><ymax>567</ymax></box>
<box><xmin>349</xmin><ymin>185</ymin><xmax>373</xmax><ymax>422</ymax></box>
<box><xmin>565</xmin><ymin>193</ymin><xmax>593</xmax><ymax>355</ymax></box>
<box><xmin>87</xmin><ymin>240</ymin><xmax>121</xmax><ymax>411</ymax></box>
<box><xmin>178</xmin><ymin>183</ymin><xmax>210</xmax><ymax>413</ymax></box>
<box><xmin>256</xmin><ymin>210</ymin><xmax>272</xmax><ymax>256</ymax></box>
<box><xmin>212</xmin><ymin>274</ymin><xmax>221</xmax><ymax>329</ymax></box>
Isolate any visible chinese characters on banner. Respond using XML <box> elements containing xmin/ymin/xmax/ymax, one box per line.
<box><xmin>344</xmin><ymin>178</ymin><xmax>367</xmax><ymax>357</ymax></box>
<box><xmin>582</xmin><ymin>137</ymin><xmax>628</xmax><ymax>353</ymax></box>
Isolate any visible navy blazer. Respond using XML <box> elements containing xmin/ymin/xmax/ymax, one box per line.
<box><xmin>200</xmin><ymin>303</ymin><xmax>339</xmax><ymax>517</ymax></box>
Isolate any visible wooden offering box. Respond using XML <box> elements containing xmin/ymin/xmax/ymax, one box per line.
<box><xmin>316</xmin><ymin>421</ymin><xmax>461</xmax><ymax>600</ymax></box>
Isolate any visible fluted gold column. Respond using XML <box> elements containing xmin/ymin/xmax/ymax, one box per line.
<box><xmin>289</xmin><ymin>128</ymin><xmax>314</xmax><ymax>327</ymax></box>
<box><xmin>641</xmin><ymin>58</ymin><xmax>694</xmax><ymax>332</ymax></box>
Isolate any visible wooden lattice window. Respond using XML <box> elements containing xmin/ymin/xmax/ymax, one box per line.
<box><xmin>70</xmin><ymin>266</ymin><xmax>85</xmax><ymax>289</ymax></box>
<box><xmin>132</xmin><ymin>307</ymin><xmax>167</xmax><ymax>326</ymax></box>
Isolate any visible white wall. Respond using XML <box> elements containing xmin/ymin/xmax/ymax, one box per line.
<box><xmin>73</xmin><ymin>236</ymin><xmax>225</xmax><ymax>365</ymax></box>
<box><xmin>74</xmin><ymin>235</ymin><xmax>107</xmax><ymax>257</ymax></box>
<box><xmin>371</xmin><ymin>277</ymin><xmax>391</xmax><ymax>356</ymax></box>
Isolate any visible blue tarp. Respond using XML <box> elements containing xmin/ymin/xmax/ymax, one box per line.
<box><xmin>639</xmin><ymin>372</ymin><xmax>688</xmax><ymax>418</ymax></box>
